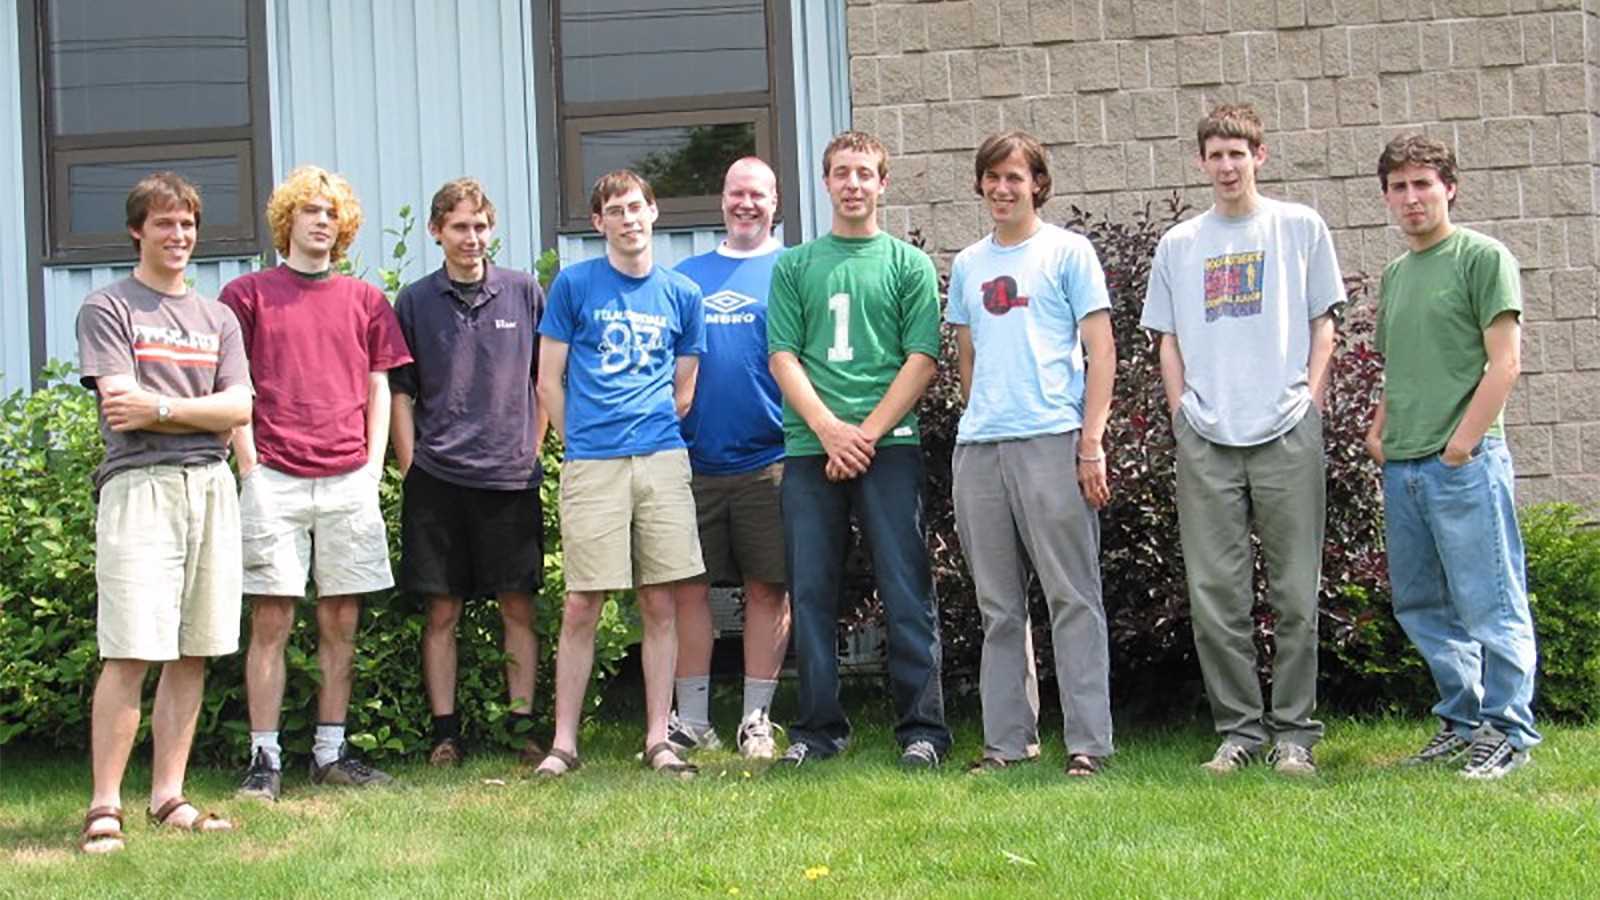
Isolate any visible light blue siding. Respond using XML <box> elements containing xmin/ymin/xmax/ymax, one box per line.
<box><xmin>0</xmin><ymin>0</ymin><xmax>31</xmax><ymax>393</ymax></box>
<box><xmin>790</xmin><ymin>0</ymin><xmax>852</xmax><ymax>242</ymax></box>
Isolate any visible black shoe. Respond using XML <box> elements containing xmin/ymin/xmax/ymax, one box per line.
<box><xmin>898</xmin><ymin>740</ymin><xmax>941</xmax><ymax>770</ymax></box>
<box><xmin>771</xmin><ymin>742</ymin><xmax>812</xmax><ymax>770</ymax></box>
<box><xmin>309</xmin><ymin>743</ymin><xmax>394</xmax><ymax>787</ymax></box>
<box><xmin>238</xmin><ymin>748</ymin><xmax>282</xmax><ymax>801</ymax></box>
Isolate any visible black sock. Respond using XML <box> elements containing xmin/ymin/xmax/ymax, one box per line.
<box><xmin>433</xmin><ymin>713</ymin><xmax>461</xmax><ymax>742</ymax></box>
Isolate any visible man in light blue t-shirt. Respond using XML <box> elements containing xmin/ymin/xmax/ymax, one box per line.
<box><xmin>1140</xmin><ymin>104</ymin><xmax>1344</xmax><ymax>777</ymax></box>
<box><xmin>947</xmin><ymin>130</ymin><xmax>1117</xmax><ymax>777</ymax></box>
<box><xmin>534</xmin><ymin>169</ymin><xmax>705</xmax><ymax>779</ymax></box>
<box><xmin>665</xmin><ymin>158</ymin><xmax>791</xmax><ymax>761</ymax></box>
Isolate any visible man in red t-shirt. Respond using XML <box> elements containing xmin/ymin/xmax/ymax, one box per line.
<box><xmin>220</xmin><ymin>166</ymin><xmax>412</xmax><ymax>800</ymax></box>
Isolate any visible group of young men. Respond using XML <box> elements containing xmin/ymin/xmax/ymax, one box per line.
<box><xmin>74</xmin><ymin>103</ymin><xmax>1540</xmax><ymax>853</ymax></box>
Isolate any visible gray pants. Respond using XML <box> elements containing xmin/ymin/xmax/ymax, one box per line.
<box><xmin>952</xmin><ymin>431</ymin><xmax>1113</xmax><ymax>759</ymax></box>
<box><xmin>1174</xmin><ymin>408</ymin><xmax>1326</xmax><ymax>750</ymax></box>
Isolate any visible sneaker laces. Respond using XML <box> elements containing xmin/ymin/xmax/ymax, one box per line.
<box><xmin>1211</xmin><ymin>742</ymin><xmax>1252</xmax><ymax>767</ymax></box>
<box><xmin>1467</xmin><ymin>735</ymin><xmax>1509</xmax><ymax>769</ymax></box>
<box><xmin>1418</xmin><ymin>728</ymin><xmax>1461</xmax><ymax>755</ymax></box>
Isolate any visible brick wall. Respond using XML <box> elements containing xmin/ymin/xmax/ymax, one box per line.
<box><xmin>847</xmin><ymin>0</ymin><xmax>1600</xmax><ymax>507</ymax></box>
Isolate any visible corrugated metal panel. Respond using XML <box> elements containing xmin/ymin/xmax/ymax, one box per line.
<box><xmin>0</xmin><ymin>0</ymin><xmax>31</xmax><ymax>394</ymax></box>
<box><xmin>791</xmin><ymin>0</ymin><xmax>852</xmax><ymax>243</ymax></box>
<box><xmin>40</xmin><ymin>258</ymin><xmax>261</xmax><ymax>369</ymax></box>
<box><xmin>269</xmin><ymin>0</ymin><xmax>541</xmax><ymax>282</ymax></box>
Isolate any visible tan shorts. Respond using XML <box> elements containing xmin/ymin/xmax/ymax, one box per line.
<box><xmin>240</xmin><ymin>464</ymin><xmax>394</xmax><ymax>598</ymax></box>
<box><xmin>559</xmin><ymin>448</ymin><xmax>704</xmax><ymax>592</ymax></box>
<box><xmin>96</xmin><ymin>462</ymin><xmax>242</xmax><ymax>660</ymax></box>
<box><xmin>691</xmin><ymin>463</ymin><xmax>786</xmax><ymax>586</ymax></box>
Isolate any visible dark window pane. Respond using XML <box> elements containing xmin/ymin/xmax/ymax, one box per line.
<box><xmin>582</xmin><ymin>123</ymin><xmax>756</xmax><ymax>199</ymax></box>
<box><xmin>560</xmin><ymin>1</ymin><xmax>767</xmax><ymax>105</ymax></box>
<box><xmin>68</xmin><ymin>157</ymin><xmax>240</xmax><ymax>233</ymax></box>
<box><xmin>48</xmin><ymin>0</ymin><xmax>249</xmax><ymax>136</ymax></box>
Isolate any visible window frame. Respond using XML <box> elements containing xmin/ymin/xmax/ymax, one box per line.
<box><xmin>20</xmin><ymin>0</ymin><xmax>274</xmax><ymax>265</ymax></box>
<box><xmin>548</xmin><ymin>0</ymin><xmax>798</xmax><ymax>236</ymax></box>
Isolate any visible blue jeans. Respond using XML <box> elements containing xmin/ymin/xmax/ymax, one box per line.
<box><xmin>1382</xmin><ymin>437</ymin><xmax>1540</xmax><ymax>750</ymax></box>
<box><xmin>781</xmin><ymin>446</ymin><xmax>951</xmax><ymax>756</ymax></box>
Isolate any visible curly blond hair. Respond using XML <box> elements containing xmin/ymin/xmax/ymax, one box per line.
<box><xmin>266</xmin><ymin>165</ymin><xmax>364</xmax><ymax>263</ymax></box>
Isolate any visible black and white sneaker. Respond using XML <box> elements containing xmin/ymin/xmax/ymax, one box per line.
<box><xmin>665</xmin><ymin>710</ymin><xmax>723</xmax><ymax>754</ymax></box>
<box><xmin>1401</xmin><ymin>725</ymin><xmax>1472</xmax><ymax>767</ymax></box>
<box><xmin>1460</xmin><ymin>730</ymin><xmax>1531</xmax><ymax>780</ymax></box>
<box><xmin>1268</xmin><ymin>742</ymin><xmax>1317</xmax><ymax>777</ymax></box>
<box><xmin>237</xmin><ymin>748</ymin><xmax>282</xmax><ymax>801</ymax></box>
<box><xmin>771</xmin><ymin>742</ymin><xmax>811</xmax><ymax>770</ymax></box>
<box><xmin>1201</xmin><ymin>741</ymin><xmax>1257</xmax><ymax>775</ymax></box>
<box><xmin>898</xmin><ymin>739</ymin><xmax>941</xmax><ymax>770</ymax></box>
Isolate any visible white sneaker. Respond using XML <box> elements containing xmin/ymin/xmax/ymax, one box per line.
<box><xmin>665</xmin><ymin>710</ymin><xmax>722</xmax><ymax>754</ymax></box>
<box><xmin>736</xmin><ymin>708</ymin><xmax>782</xmax><ymax>760</ymax></box>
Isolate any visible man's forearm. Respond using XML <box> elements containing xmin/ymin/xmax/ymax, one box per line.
<box><xmin>390</xmin><ymin>393</ymin><xmax>415</xmax><ymax>474</ymax></box>
<box><xmin>1157</xmin><ymin>333</ymin><xmax>1185</xmax><ymax>417</ymax></box>
<box><xmin>1079</xmin><ymin>314</ymin><xmax>1116</xmax><ymax>451</ymax></box>
<box><xmin>538</xmin><ymin>382</ymin><xmax>566</xmax><ymax>440</ymax></box>
<box><xmin>156</xmin><ymin>387</ymin><xmax>252</xmax><ymax>434</ymax></box>
<box><xmin>1448</xmin><ymin>363</ymin><xmax>1518</xmax><ymax>455</ymax></box>
<box><xmin>365</xmin><ymin>373</ymin><xmax>391</xmax><ymax>471</ymax></box>
<box><xmin>860</xmin><ymin>353</ymin><xmax>937</xmax><ymax>442</ymax></box>
<box><xmin>1307</xmin><ymin>313</ymin><xmax>1336</xmax><ymax>408</ymax></box>
<box><xmin>954</xmin><ymin>327</ymin><xmax>974</xmax><ymax>406</ymax></box>
<box><xmin>770</xmin><ymin>351</ymin><xmax>841</xmax><ymax>435</ymax></box>
<box><xmin>231</xmin><ymin>420</ymin><xmax>258</xmax><ymax>471</ymax></box>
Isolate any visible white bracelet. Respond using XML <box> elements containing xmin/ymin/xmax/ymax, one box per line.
<box><xmin>1077</xmin><ymin>450</ymin><xmax>1105</xmax><ymax>463</ymax></box>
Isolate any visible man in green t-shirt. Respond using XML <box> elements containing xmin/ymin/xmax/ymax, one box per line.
<box><xmin>767</xmin><ymin>131</ymin><xmax>952</xmax><ymax>768</ymax></box>
<box><xmin>1367</xmin><ymin>134</ymin><xmax>1539</xmax><ymax>780</ymax></box>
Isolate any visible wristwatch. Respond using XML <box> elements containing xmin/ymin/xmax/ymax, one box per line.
<box><xmin>156</xmin><ymin>396</ymin><xmax>172</xmax><ymax>423</ymax></box>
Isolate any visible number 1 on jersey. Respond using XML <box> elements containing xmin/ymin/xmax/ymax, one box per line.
<box><xmin>827</xmin><ymin>293</ymin><xmax>854</xmax><ymax>362</ymax></box>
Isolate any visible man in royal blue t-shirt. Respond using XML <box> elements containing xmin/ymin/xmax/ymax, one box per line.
<box><xmin>665</xmin><ymin>158</ymin><xmax>791</xmax><ymax>760</ymax></box>
<box><xmin>534</xmin><ymin>170</ymin><xmax>706</xmax><ymax>779</ymax></box>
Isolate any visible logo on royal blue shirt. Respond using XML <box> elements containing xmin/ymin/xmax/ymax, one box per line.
<box><xmin>703</xmin><ymin>290</ymin><xmax>758</xmax><ymax>325</ymax></box>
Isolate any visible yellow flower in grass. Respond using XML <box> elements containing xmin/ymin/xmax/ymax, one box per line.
<box><xmin>804</xmin><ymin>865</ymin><xmax>831</xmax><ymax>880</ymax></box>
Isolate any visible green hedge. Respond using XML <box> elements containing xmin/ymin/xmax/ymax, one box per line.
<box><xmin>0</xmin><ymin>361</ymin><xmax>638</xmax><ymax>763</ymax></box>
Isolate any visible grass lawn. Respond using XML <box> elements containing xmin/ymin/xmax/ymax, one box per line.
<box><xmin>3</xmin><ymin>685</ymin><xmax>1597</xmax><ymax>899</ymax></box>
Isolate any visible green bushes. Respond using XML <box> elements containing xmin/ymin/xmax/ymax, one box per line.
<box><xmin>0</xmin><ymin>364</ymin><xmax>636</xmax><ymax>762</ymax></box>
<box><xmin>1524</xmin><ymin>503</ymin><xmax>1600</xmax><ymax>721</ymax></box>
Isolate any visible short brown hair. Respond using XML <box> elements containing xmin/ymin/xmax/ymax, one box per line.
<box><xmin>821</xmin><ymin>130</ymin><xmax>889</xmax><ymax>180</ymax></box>
<box><xmin>972</xmin><ymin>130</ymin><xmax>1053</xmax><ymax>210</ymax></box>
<box><xmin>1377</xmin><ymin>133</ymin><xmax>1459</xmax><ymax>197</ymax></box>
<box><xmin>589</xmin><ymin>169</ymin><xmax>656</xmax><ymax>218</ymax></box>
<box><xmin>1196</xmin><ymin>104</ymin><xmax>1265</xmax><ymax>155</ymax></box>
<box><xmin>429</xmin><ymin>177</ymin><xmax>497</xmax><ymax>229</ymax></box>
<box><xmin>126</xmin><ymin>172</ymin><xmax>202</xmax><ymax>250</ymax></box>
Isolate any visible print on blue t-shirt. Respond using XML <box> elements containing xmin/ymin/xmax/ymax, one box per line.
<box><xmin>538</xmin><ymin>257</ymin><xmax>705</xmax><ymax>460</ymax></box>
<box><xmin>675</xmin><ymin>246</ymin><xmax>785</xmax><ymax>476</ymax></box>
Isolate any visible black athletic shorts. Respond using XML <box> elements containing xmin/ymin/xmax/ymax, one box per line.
<box><xmin>400</xmin><ymin>465</ymin><xmax>543</xmax><ymax>600</ymax></box>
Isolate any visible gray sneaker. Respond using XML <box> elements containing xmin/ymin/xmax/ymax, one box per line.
<box><xmin>770</xmin><ymin>741</ymin><xmax>812</xmax><ymax>770</ymax></box>
<box><xmin>238</xmin><ymin>748</ymin><xmax>282</xmax><ymax>801</ymax></box>
<box><xmin>1401</xmin><ymin>726</ymin><xmax>1471</xmax><ymax>767</ymax></box>
<box><xmin>1201</xmin><ymin>741</ymin><xmax>1257</xmax><ymax>775</ymax></box>
<box><xmin>309</xmin><ymin>744</ymin><xmax>394</xmax><ymax>787</ymax></box>
<box><xmin>1269</xmin><ymin>742</ymin><xmax>1316</xmax><ymax>777</ymax></box>
<box><xmin>665</xmin><ymin>710</ymin><xmax>723</xmax><ymax>754</ymax></box>
<box><xmin>898</xmin><ymin>739</ymin><xmax>941</xmax><ymax>770</ymax></box>
<box><xmin>1460</xmin><ymin>730</ymin><xmax>1532</xmax><ymax>780</ymax></box>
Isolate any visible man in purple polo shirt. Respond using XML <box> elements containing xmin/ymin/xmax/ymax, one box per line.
<box><xmin>389</xmin><ymin>178</ymin><xmax>548</xmax><ymax>767</ymax></box>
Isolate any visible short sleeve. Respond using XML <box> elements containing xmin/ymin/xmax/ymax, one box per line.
<box><xmin>1140</xmin><ymin>239</ymin><xmax>1176</xmax><ymax>334</ymax></box>
<box><xmin>1305</xmin><ymin>215</ymin><xmax>1346</xmax><ymax>320</ymax></box>
<box><xmin>213</xmin><ymin>305</ymin><xmax>252</xmax><ymax>392</ymax></box>
<box><xmin>1374</xmin><ymin>272</ymin><xmax>1389</xmax><ymax>356</ymax></box>
<box><xmin>75</xmin><ymin>294</ymin><xmax>133</xmax><ymax>388</ymax></box>
<box><xmin>766</xmin><ymin>254</ymin><xmax>802</xmax><ymax>355</ymax></box>
<box><xmin>898</xmin><ymin>247</ymin><xmax>942</xmax><ymax>358</ymax></box>
<box><xmin>364</xmin><ymin>286</ymin><xmax>412</xmax><ymax>372</ymax></box>
<box><xmin>675</xmin><ymin>281</ymin><xmax>705</xmax><ymax>356</ymax></box>
<box><xmin>945</xmin><ymin>254</ymin><xmax>971</xmax><ymax>326</ymax></box>
<box><xmin>1064</xmin><ymin>237</ymin><xmax>1112</xmax><ymax>321</ymax></box>
<box><xmin>387</xmin><ymin>289</ymin><xmax>418</xmax><ymax>396</ymax></box>
<box><xmin>538</xmin><ymin>270</ymin><xmax>579</xmax><ymax>344</ymax></box>
<box><xmin>1467</xmin><ymin>241</ymin><xmax>1523</xmax><ymax>331</ymax></box>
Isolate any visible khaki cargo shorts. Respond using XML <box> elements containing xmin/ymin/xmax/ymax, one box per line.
<box><xmin>559</xmin><ymin>448</ymin><xmax>704</xmax><ymax>592</ymax></box>
<box><xmin>239</xmin><ymin>464</ymin><xmax>394</xmax><ymax>598</ymax></box>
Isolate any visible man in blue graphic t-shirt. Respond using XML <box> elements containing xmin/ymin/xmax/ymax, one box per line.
<box><xmin>664</xmin><ymin>158</ymin><xmax>791</xmax><ymax>761</ymax></box>
<box><xmin>535</xmin><ymin>170</ymin><xmax>705</xmax><ymax>779</ymax></box>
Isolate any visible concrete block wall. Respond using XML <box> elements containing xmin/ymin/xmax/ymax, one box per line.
<box><xmin>847</xmin><ymin>0</ymin><xmax>1600</xmax><ymax>507</ymax></box>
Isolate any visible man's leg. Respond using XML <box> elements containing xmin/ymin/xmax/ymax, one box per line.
<box><xmin>423</xmin><ymin>595</ymin><xmax>465</xmax><ymax>760</ymax></box>
<box><xmin>1425</xmin><ymin>440</ymin><xmax>1540</xmax><ymax>751</ymax></box>
<box><xmin>1008</xmin><ymin>432</ymin><xmax>1113</xmax><ymax>759</ymax></box>
<box><xmin>1383</xmin><ymin>460</ymin><xmax>1482</xmax><ymax>740</ymax></box>
<box><xmin>670</xmin><ymin>579</ymin><xmax>718</xmax><ymax>741</ymax></box>
<box><xmin>780</xmin><ymin>455</ymin><xmax>852</xmax><ymax>757</ymax></box>
<box><xmin>499</xmin><ymin>592</ymin><xmax>539</xmax><ymax>715</ymax></box>
<box><xmin>637</xmin><ymin>583</ymin><xmax>685</xmax><ymax>762</ymax></box>
<box><xmin>855</xmin><ymin>446</ymin><xmax>951</xmax><ymax>757</ymax></box>
<box><xmin>1246</xmin><ymin>409</ymin><xmax>1326</xmax><ymax>750</ymax></box>
<box><xmin>1173</xmin><ymin>414</ymin><xmax>1267</xmax><ymax>752</ymax></box>
<box><xmin>952</xmin><ymin>441</ymin><xmax>1040</xmax><ymax>763</ymax></box>
<box><xmin>309</xmin><ymin>594</ymin><xmax>390</xmax><ymax>782</ymax></box>
<box><xmin>148</xmin><ymin>657</ymin><xmax>227</xmax><ymax>829</ymax></box>
<box><xmin>88</xmin><ymin>659</ymin><xmax>148</xmax><ymax>833</ymax></box>
<box><xmin>245</xmin><ymin>596</ymin><xmax>296</xmax><ymax>765</ymax></box>
<box><xmin>535</xmin><ymin>591</ymin><xmax>603</xmax><ymax>774</ymax></box>
<box><xmin>741</xmin><ymin>579</ymin><xmax>790</xmax><ymax>697</ymax></box>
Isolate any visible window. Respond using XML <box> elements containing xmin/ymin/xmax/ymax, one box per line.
<box><xmin>551</xmin><ymin>0</ymin><xmax>794</xmax><ymax>232</ymax></box>
<box><xmin>22</xmin><ymin>0</ymin><xmax>272</xmax><ymax>262</ymax></box>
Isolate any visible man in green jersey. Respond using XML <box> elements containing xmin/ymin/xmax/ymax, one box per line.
<box><xmin>1367</xmin><ymin>134</ymin><xmax>1539</xmax><ymax>780</ymax></box>
<box><xmin>767</xmin><ymin>131</ymin><xmax>952</xmax><ymax>768</ymax></box>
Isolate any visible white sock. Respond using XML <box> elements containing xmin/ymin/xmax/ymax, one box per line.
<box><xmin>250</xmin><ymin>731</ymin><xmax>282</xmax><ymax>770</ymax></box>
<box><xmin>743</xmin><ymin>677</ymin><xmax>778</xmax><ymax>718</ymax></box>
<box><xmin>674</xmin><ymin>675</ymin><xmax>712</xmax><ymax>731</ymax></box>
<box><xmin>313</xmin><ymin>723</ymin><xmax>345</xmax><ymax>767</ymax></box>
